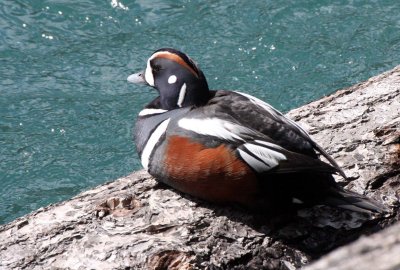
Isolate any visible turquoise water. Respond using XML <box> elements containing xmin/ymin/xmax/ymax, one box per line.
<box><xmin>1</xmin><ymin>1</ymin><xmax>399</xmax><ymax>225</ymax></box>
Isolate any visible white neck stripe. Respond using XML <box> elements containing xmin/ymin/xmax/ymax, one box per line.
<box><xmin>177</xmin><ymin>83</ymin><xmax>187</xmax><ymax>107</ymax></box>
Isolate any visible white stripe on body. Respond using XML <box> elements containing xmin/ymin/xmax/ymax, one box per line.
<box><xmin>237</xmin><ymin>149</ymin><xmax>270</xmax><ymax>173</ymax></box>
<box><xmin>242</xmin><ymin>143</ymin><xmax>286</xmax><ymax>170</ymax></box>
<box><xmin>141</xmin><ymin>118</ymin><xmax>170</xmax><ymax>170</ymax></box>
<box><xmin>138</xmin><ymin>108</ymin><xmax>168</xmax><ymax>116</ymax></box>
<box><xmin>178</xmin><ymin>118</ymin><xmax>256</xmax><ymax>141</ymax></box>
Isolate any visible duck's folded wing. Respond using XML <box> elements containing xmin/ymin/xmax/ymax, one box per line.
<box><xmin>176</xmin><ymin>115</ymin><xmax>338</xmax><ymax>175</ymax></box>
<box><xmin>213</xmin><ymin>91</ymin><xmax>347</xmax><ymax>179</ymax></box>
<box><xmin>236</xmin><ymin>139</ymin><xmax>337</xmax><ymax>175</ymax></box>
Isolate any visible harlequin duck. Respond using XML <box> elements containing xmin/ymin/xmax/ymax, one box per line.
<box><xmin>128</xmin><ymin>48</ymin><xmax>384</xmax><ymax>213</ymax></box>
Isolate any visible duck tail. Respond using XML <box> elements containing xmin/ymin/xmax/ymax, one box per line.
<box><xmin>323</xmin><ymin>188</ymin><xmax>388</xmax><ymax>214</ymax></box>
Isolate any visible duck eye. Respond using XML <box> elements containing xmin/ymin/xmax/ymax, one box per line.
<box><xmin>152</xmin><ymin>64</ymin><xmax>161</xmax><ymax>73</ymax></box>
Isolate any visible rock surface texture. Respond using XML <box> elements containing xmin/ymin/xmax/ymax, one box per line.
<box><xmin>1</xmin><ymin>66</ymin><xmax>399</xmax><ymax>270</ymax></box>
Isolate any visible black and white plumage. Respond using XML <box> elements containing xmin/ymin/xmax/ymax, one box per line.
<box><xmin>128</xmin><ymin>48</ymin><xmax>385</xmax><ymax>214</ymax></box>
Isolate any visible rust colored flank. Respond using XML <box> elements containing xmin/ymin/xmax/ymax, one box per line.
<box><xmin>163</xmin><ymin>135</ymin><xmax>258</xmax><ymax>204</ymax></box>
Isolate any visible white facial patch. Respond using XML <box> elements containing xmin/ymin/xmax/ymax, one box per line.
<box><xmin>141</xmin><ymin>118</ymin><xmax>170</xmax><ymax>170</ymax></box>
<box><xmin>145</xmin><ymin>51</ymin><xmax>176</xmax><ymax>87</ymax></box>
<box><xmin>177</xmin><ymin>83</ymin><xmax>187</xmax><ymax>107</ymax></box>
<box><xmin>144</xmin><ymin>60</ymin><xmax>155</xmax><ymax>87</ymax></box>
<box><xmin>168</xmin><ymin>75</ymin><xmax>177</xmax><ymax>84</ymax></box>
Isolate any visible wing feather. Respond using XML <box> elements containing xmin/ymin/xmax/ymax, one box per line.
<box><xmin>177</xmin><ymin>116</ymin><xmax>337</xmax><ymax>175</ymax></box>
<box><xmin>233</xmin><ymin>91</ymin><xmax>347</xmax><ymax>179</ymax></box>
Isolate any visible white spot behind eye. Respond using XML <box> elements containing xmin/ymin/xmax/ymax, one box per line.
<box><xmin>168</xmin><ymin>75</ymin><xmax>177</xmax><ymax>84</ymax></box>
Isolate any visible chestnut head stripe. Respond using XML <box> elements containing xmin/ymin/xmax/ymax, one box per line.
<box><xmin>151</xmin><ymin>51</ymin><xmax>199</xmax><ymax>77</ymax></box>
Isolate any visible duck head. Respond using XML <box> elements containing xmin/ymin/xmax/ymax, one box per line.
<box><xmin>128</xmin><ymin>48</ymin><xmax>210</xmax><ymax>110</ymax></box>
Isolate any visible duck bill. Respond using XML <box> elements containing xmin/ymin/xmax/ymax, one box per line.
<box><xmin>127</xmin><ymin>71</ymin><xmax>147</xmax><ymax>85</ymax></box>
